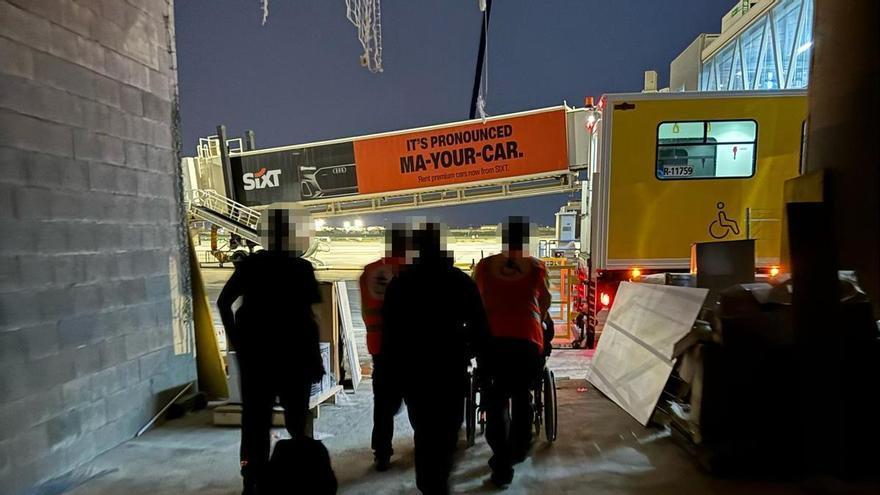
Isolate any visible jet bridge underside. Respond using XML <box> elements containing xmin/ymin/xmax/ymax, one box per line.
<box><xmin>283</xmin><ymin>171</ymin><xmax>579</xmax><ymax>218</ymax></box>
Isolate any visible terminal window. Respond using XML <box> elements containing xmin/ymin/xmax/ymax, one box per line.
<box><xmin>656</xmin><ymin>120</ymin><xmax>757</xmax><ymax>180</ymax></box>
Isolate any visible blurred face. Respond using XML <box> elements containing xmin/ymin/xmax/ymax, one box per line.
<box><xmin>259</xmin><ymin>208</ymin><xmax>314</xmax><ymax>255</ymax></box>
<box><xmin>385</xmin><ymin>223</ymin><xmax>410</xmax><ymax>259</ymax></box>
<box><xmin>502</xmin><ymin>215</ymin><xmax>533</xmax><ymax>257</ymax></box>
<box><xmin>411</xmin><ymin>221</ymin><xmax>450</xmax><ymax>263</ymax></box>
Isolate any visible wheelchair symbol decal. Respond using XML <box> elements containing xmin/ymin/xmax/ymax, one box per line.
<box><xmin>709</xmin><ymin>202</ymin><xmax>740</xmax><ymax>239</ymax></box>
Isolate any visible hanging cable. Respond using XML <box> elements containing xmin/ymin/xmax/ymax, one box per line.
<box><xmin>470</xmin><ymin>0</ymin><xmax>492</xmax><ymax>120</ymax></box>
<box><xmin>477</xmin><ymin>3</ymin><xmax>490</xmax><ymax>122</ymax></box>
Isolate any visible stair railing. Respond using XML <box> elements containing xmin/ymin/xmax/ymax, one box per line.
<box><xmin>185</xmin><ymin>189</ymin><xmax>261</xmax><ymax>231</ymax></box>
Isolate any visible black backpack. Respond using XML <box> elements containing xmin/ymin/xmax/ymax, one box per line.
<box><xmin>264</xmin><ymin>437</ymin><xmax>338</xmax><ymax>494</ymax></box>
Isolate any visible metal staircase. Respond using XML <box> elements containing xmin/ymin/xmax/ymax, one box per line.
<box><xmin>184</xmin><ymin>189</ymin><xmax>330</xmax><ymax>266</ymax></box>
<box><xmin>185</xmin><ymin>189</ymin><xmax>260</xmax><ymax>244</ymax></box>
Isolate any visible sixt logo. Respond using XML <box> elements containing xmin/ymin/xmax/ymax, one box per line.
<box><xmin>242</xmin><ymin>167</ymin><xmax>281</xmax><ymax>191</ymax></box>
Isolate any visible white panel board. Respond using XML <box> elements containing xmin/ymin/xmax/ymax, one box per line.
<box><xmin>587</xmin><ymin>282</ymin><xmax>708</xmax><ymax>425</ymax></box>
<box><xmin>334</xmin><ymin>281</ymin><xmax>361</xmax><ymax>390</ymax></box>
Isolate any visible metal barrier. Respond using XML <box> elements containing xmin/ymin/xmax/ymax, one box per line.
<box><xmin>538</xmin><ymin>239</ymin><xmax>559</xmax><ymax>258</ymax></box>
<box><xmin>745</xmin><ymin>207</ymin><xmax>783</xmax><ymax>265</ymax></box>
<box><xmin>543</xmin><ymin>258</ymin><xmax>577</xmax><ymax>345</ymax></box>
<box><xmin>745</xmin><ymin>207</ymin><xmax>782</xmax><ymax>239</ymax></box>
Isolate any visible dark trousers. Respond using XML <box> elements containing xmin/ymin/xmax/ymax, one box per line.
<box><xmin>484</xmin><ymin>338</ymin><xmax>543</xmax><ymax>477</ymax></box>
<box><xmin>371</xmin><ymin>353</ymin><xmax>404</xmax><ymax>458</ymax></box>
<box><xmin>239</xmin><ymin>364</ymin><xmax>312</xmax><ymax>482</ymax></box>
<box><xmin>404</xmin><ymin>385</ymin><xmax>464</xmax><ymax>495</ymax></box>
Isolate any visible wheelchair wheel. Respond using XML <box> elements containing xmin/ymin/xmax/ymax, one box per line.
<box><xmin>465</xmin><ymin>370</ymin><xmax>477</xmax><ymax>448</ymax></box>
<box><xmin>543</xmin><ymin>368</ymin><xmax>557</xmax><ymax>442</ymax></box>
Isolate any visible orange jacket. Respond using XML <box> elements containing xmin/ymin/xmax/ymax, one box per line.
<box><xmin>359</xmin><ymin>257</ymin><xmax>403</xmax><ymax>355</ymax></box>
<box><xmin>474</xmin><ymin>254</ymin><xmax>551</xmax><ymax>353</ymax></box>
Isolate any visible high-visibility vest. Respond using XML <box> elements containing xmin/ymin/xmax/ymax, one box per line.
<box><xmin>359</xmin><ymin>257</ymin><xmax>402</xmax><ymax>355</ymax></box>
<box><xmin>474</xmin><ymin>254</ymin><xmax>550</xmax><ymax>353</ymax></box>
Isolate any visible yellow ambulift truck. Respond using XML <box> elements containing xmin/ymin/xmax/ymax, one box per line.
<box><xmin>578</xmin><ymin>90</ymin><xmax>808</xmax><ymax>339</ymax></box>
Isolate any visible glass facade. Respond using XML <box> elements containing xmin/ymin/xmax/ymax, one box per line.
<box><xmin>700</xmin><ymin>0</ymin><xmax>813</xmax><ymax>91</ymax></box>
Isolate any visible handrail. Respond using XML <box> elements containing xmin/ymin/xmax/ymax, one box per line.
<box><xmin>185</xmin><ymin>189</ymin><xmax>261</xmax><ymax>231</ymax></box>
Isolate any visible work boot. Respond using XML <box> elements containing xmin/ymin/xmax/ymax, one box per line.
<box><xmin>489</xmin><ymin>468</ymin><xmax>514</xmax><ymax>488</ymax></box>
<box><xmin>488</xmin><ymin>456</ymin><xmax>514</xmax><ymax>487</ymax></box>
<box><xmin>374</xmin><ymin>454</ymin><xmax>392</xmax><ymax>472</ymax></box>
<box><xmin>241</xmin><ymin>478</ymin><xmax>260</xmax><ymax>495</ymax></box>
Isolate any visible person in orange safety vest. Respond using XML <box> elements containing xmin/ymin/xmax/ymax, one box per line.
<box><xmin>473</xmin><ymin>216</ymin><xmax>551</xmax><ymax>487</ymax></box>
<box><xmin>359</xmin><ymin>224</ymin><xmax>409</xmax><ymax>471</ymax></box>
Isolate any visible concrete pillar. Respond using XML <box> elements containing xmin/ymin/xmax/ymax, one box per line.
<box><xmin>805</xmin><ymin>0</ymin><xmax>880</xmax><ymax>315</ymax></box>
<box><xmin>792</xmin><ymin>2</ymin><xmax>880</xmax><ymax>478</ymax></box>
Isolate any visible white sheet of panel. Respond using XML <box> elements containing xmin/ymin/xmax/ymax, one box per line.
<box><xmin>587</xmin><ymin>282</ymin><xmax>708</xmax><ymax>425</ymax></box>
<box><xmin>334</xmin><ymin>280</ymin><xmax>362</xmax><ymax>390</ymax></box>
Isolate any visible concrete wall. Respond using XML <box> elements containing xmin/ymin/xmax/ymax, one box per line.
<box><xmin>669</xmin><ymin>34</ymin><xmax>717</xmax><ymax>92</ymax></box>
<box><xmin>0</xmin><ymin>1</ymin><xmax>196</xmax><ymax>493</ymax></box>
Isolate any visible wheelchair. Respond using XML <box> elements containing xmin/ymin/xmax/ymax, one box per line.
<box><xmin>465</xmin><ymin>360</ymin><xmax>557</xmax><ymax>447</ymax></box>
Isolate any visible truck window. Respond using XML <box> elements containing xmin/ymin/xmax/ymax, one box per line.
<box><xmin>656</xmin><ymin>120</ymin><xmax>757</xmax><ymax>180</ymax></box>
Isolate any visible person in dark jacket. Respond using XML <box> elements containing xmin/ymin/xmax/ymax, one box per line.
<box><xmin>381</xmin><ymin>222</ymin><xmax>489</xmax><ymax>495</ymax></box>
<box><xmin>217</xmin><ymin>208</ymin><xmax>325</xmax><ymax>495</ymax></box>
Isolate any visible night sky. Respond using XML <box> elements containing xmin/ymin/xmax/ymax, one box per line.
<box><xmin>175</xmin><ymin>0</ymin><xmax>732</xmax><ymax>226</ymax></box>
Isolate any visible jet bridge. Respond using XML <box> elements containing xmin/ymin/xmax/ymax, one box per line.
<box><xmin>184</xmin><ymin>105</ymin><xmax>590</xmax><ymax>219</ymax></box>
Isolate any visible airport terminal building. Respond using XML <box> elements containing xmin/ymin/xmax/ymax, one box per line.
<box><xmin>670</xmin><ymin>0</ymin><xmax>814</xmax><ymax>92</ymax></box>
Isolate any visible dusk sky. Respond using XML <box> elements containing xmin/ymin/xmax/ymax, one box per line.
<box><xmin>175</xmin><ymin>0</ymin><xmax>733</xmax><ymax>226</ymax></box>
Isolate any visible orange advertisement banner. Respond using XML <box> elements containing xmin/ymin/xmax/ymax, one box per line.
<box><xmin>353</xmin><ymin>109</ymin><xmax>568</xmax><ymax>195</ymax></box>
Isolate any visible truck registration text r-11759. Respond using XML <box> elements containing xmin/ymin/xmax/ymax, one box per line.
<box><xmin>662</xmin><ymin>166</ymin><xmax>694</xmax><ymax>177</ymax></box>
